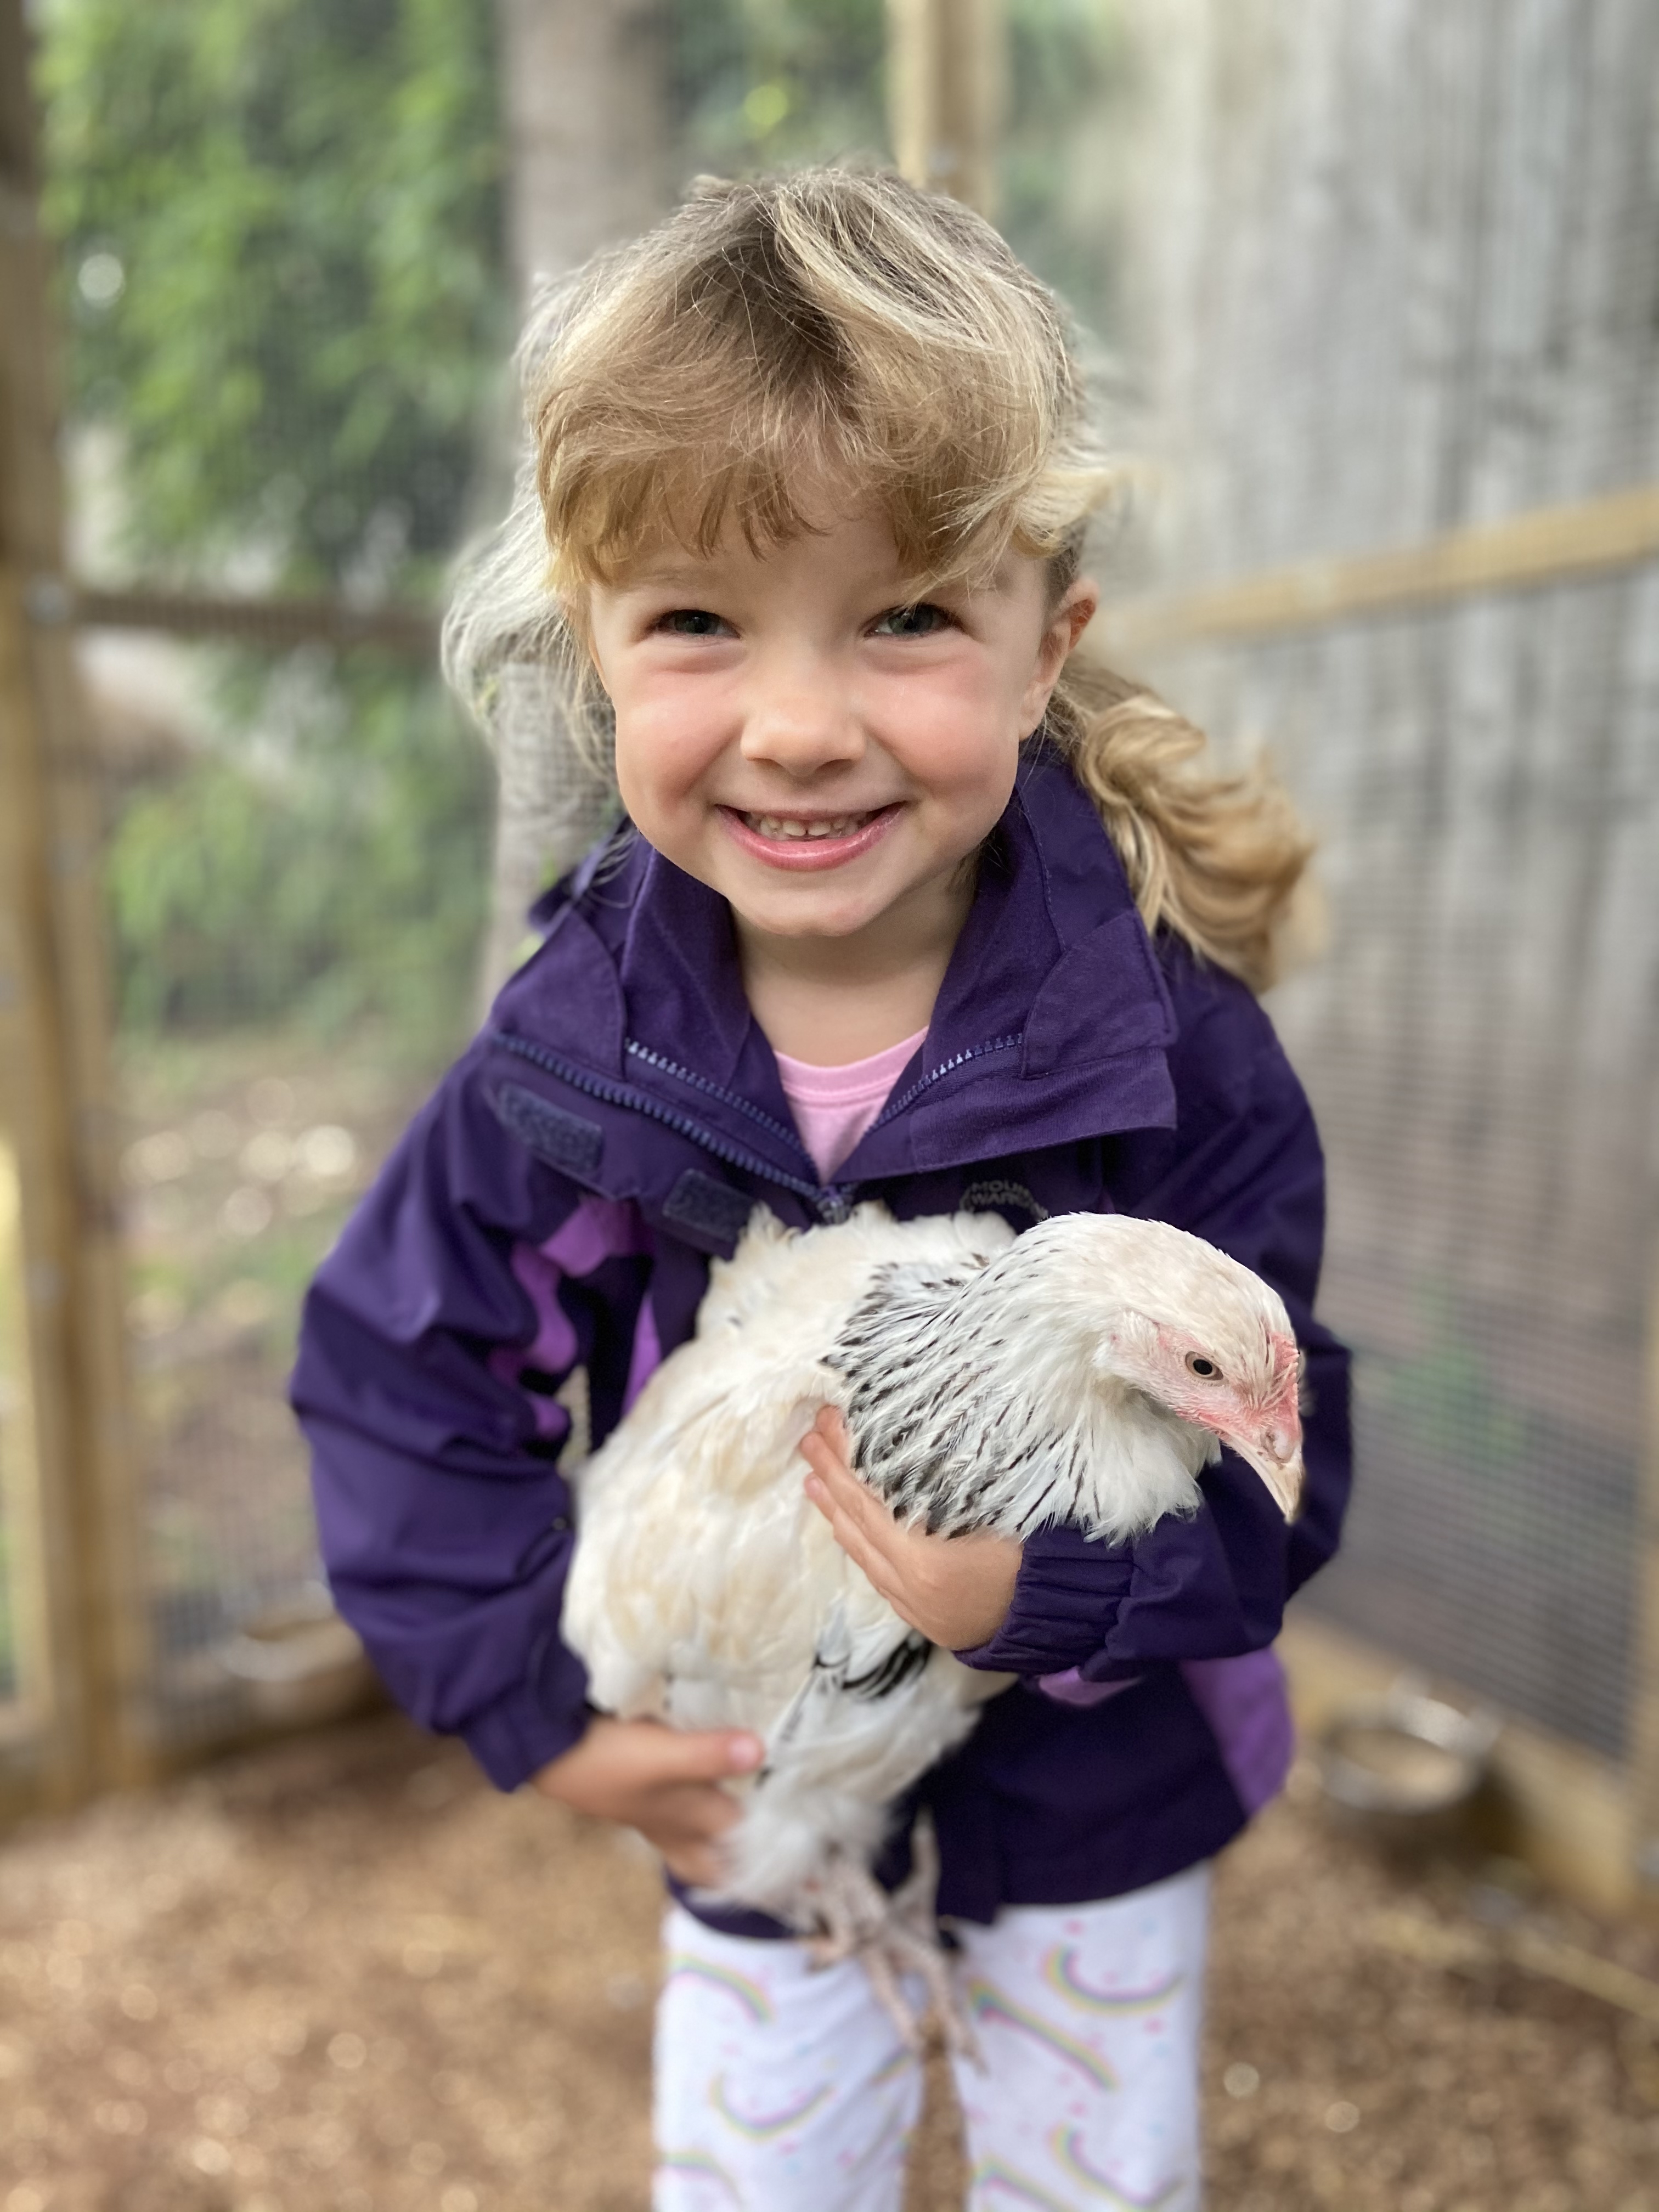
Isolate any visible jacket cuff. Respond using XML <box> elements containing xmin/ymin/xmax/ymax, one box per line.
<box><xmin>459</xmin><ymin>1673</ymin><xmax>591</xmax><ymax>1792</ymax></box>
<box><xmin>955</xmin><ymin>1523</ymin><xmax>1135</xmax><ymax>1677</ymax></box>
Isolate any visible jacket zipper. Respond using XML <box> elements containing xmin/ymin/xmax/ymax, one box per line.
<box><xmin>865</xmin><ymin>1031</ymin><xmax>1022</xmax><ymax>1133</ymax></box>
<box><xmin>623</xmin><ymin>1038</ymin><xmax>813</xmax><ymax>1160</ymax></box>
<box><xmin>490</xmin><ymin>1029</ymin><xmax>855</xmax><ymax>1223</ymax></box>
<box><xmin>625</xmin><ymin>1027</ymin><xmax>1026</xmax><ymax>1156</ymax></box>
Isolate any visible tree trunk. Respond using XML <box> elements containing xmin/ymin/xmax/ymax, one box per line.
<box><xmin>498</xmin><ymin>0</ymin><xmax>672</xmax><ymax>294</ymax></box>
<box><xmin>479</xmin><ymin>0</ymin><xmax>673</xmax><ymax>997</ymax></box>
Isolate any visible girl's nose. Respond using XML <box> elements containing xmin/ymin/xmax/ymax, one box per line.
<box><xmin>738</xmin><ymin>658</ymin><xmax>864</xmax><ymax>777</ymax></box>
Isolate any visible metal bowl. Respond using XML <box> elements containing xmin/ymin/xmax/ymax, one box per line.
<box><xmin>1316</xmin><ymin>1688</ymin><xmax>1500</xmax><ymax>1821</ymax></box>
<box><xmin>221</xmin><ymin>1585</ymin><xmax>375</xmax><ymax>1729</ymax></box>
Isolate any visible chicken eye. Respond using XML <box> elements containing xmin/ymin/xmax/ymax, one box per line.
<box><xmin>1186</xmin><ymin>1353</ymin><xmax>1223</xmax><ymax>1381</ymax></box>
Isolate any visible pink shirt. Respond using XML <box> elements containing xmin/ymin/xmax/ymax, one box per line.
<box><xmin>773</xmin><ymin>1029</ymin><xmax>927</xmax><ymax>1182</ymax></box>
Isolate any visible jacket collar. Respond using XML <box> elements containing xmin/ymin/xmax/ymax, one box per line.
<box><xmin>498</xmin><ymin>746</ymin><xmax>1178</xmax><ymax>1191</ymax></box>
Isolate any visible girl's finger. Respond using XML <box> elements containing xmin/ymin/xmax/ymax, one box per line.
<box><xmin>659</xmin><ymin>1728</ymin><xmax>764</xmax><ymax>1781</ymax></box>
<box><xmin>802</xmin><ymin>1453</ymin><xmax>884</xmax><ymax>1543</ymax></box>
<box><xmin>815</xmin><ymin>1404</ymin><xmax>851</xmax><ymax>1453</ymax></box>
<box><xmin>812</xmin><ymin>1476</ymin><xmax>889</xmax><ymax>1566</ymax></box>
<box><xmin>798</xmin><ymin>1434</ymin><xmax>840</xmax><ymax>1486</ymax></box>
<box><xmin>803</xmin><ymin>1434</ymin><xmax>882</xmax><ymax>1520</ymax></box>
<box><xmin>799</xmin><ymin>1428</ymin><xmax>855</xmax><ymax>1492</ymax></box>
<box><xmin>662</xmin><ymin>1839</ymin><xmax>729</xmax><ymax>1887</ymax></box>
<box><xmin>820</xmin><ymin>1497</ymin><xmax>907</xmax><ymax>1603</ymax></box>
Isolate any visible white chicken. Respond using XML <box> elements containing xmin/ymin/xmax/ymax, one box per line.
<box><xmin>562</xmin><ymin>1203</ymin><xmax>1303</xmax><ymax>2033</ymax></box>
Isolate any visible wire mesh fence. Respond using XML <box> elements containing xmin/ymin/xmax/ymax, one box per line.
<box><xmin>108</xmin><ymin>836</ymin><xmax>483</xmax><ymax>1744</ymax></box>
<box><xmin>1168</xmin><ymin>583</ymin><xmax>1658</xmax><ymax>1760</ymax></box>
<box><xmin>71</xmin><ymin>606</ymin><xmax>492</xmax><ymax>1748</ymax></box>
<box><xmin>31</xmin><ymin>0</ymin><xmax>509</xmax><ymax>1754</ymax></box>
<box><xmin>1118</xmin><ymin>0</ymin><xmax>1659</xmax><ymax>1767</ymax></box>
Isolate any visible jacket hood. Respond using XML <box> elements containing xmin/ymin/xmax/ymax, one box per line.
<box><xmin>486</xmin><ymin>747</ymin><xmax>1180</xmax><ymax>1238</ymax></box>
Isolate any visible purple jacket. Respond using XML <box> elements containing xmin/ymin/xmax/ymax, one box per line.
<box><xmin>292</xmin><ymin>747</ymin><xmax>1351</xmax><ymax>1928</ymax></box>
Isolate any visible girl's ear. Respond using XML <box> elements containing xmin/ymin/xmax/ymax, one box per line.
<box><xmin>1022</xmin><ymin>574</ymin><xmax>1100</xmax><ymax>726</ymax></box>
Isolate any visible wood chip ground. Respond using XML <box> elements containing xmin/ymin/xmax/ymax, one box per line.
<box><xmin>2</xmin><ymin>1714</ymin><xmax>1656</xmax><ymax>2210</ymax></box>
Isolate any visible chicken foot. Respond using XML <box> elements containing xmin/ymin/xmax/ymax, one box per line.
<box><xmin>802</xmin><ymin>1821</ymin><xmax>979</xmax><ymax>2062</ymax></box>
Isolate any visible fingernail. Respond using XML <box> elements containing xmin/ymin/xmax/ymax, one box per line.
<box><xmin>803</xmin><ymin>1474</ymin><xmax>823</xmax><ymax>1499</ymax></box>
<box><xmin>729</xmin><ymin>1736</ymin><xmax>763</xmax><ymax>1770</ymax></box>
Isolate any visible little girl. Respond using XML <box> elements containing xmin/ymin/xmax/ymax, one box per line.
<box><xmin>294</xmin><ymin>168</ymin><xmax>1350</xmax><ymax>2211</ymax></box>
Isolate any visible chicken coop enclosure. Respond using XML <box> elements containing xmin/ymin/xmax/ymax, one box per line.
<box><xmin>2</xmin><ymin>0</ymin><xmax>1658</xmax><ymax>1909</ymax></box>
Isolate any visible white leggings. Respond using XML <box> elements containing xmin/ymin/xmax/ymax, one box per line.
<box><xmin>653</xmin><ymin>1862</ymin><xmax>1210</xmax><ymax>2212</ymax></box>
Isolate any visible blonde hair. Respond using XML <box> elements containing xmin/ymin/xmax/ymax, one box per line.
<box><xmin>444</xmin><ymin>167</ymin><xmax>1311</xmax><ymax>993</ymax></box>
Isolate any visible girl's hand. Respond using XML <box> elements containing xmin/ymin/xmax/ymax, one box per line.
<box><xmin>533</xmin><ymin>1714</ymin><xmax>763</xmax><ymax>1887</ymax></box>
<box><xmin>800</xmin><ymin>1407</ymin><xmax>1022</xmax><ymax>1650</ymax></box>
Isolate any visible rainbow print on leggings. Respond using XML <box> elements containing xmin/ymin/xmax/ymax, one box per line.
<box><xmin>1048</xmin><ymin>2125</ymin><xmax>1187</xmax><ymax>2207</ymax></box>
<box><xmin>963</xmin><ymin>1978</ymin><xmax>1119</xmax><ymax>2092</ymax></box>
<box><xmin>1042</xmin><ymin>1945</ymin><xmax>1185</xmax><ymax>2015</ymax></box>
<box><xmin>661</xmin><ymin>1953</ymin><xmax>774</xmax><ymax>2025</ymax></box>
<box><xmin>710</xmin><ymin>2074</ymin><xmax>832</xmax><ymax>2139</ymax></box>
<box><xmin>871</xmin><ymin>2041</ymin><xmax>916</xmax><ymax>2088</ymax></box>
<box><xmin>968</xmin><ymin>2157</ymin><xmax>1077</xmax><ymax>2210</ymax></box>
<box><xmin>656</xmin><ymin>2148</ymin><xmax>742</xmax><ymax>2202</ymax></box>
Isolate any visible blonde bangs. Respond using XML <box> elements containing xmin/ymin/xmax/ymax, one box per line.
<box><xmin>532</xmin><ymin>169</ymin><xmax>1109</xmax><ymax>599</ymax></box>
<box><xmin>542</xmin><ymin>433</ymin><xmax>1082</xmax><ymax>602</ymax></box>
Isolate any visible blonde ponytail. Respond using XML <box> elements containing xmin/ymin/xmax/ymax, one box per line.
<box><xmin>1048</xmin><ymin>655</ymin><xmax>1313</xmax><ymax>995</ymax></box>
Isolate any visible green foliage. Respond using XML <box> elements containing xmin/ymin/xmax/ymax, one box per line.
<box><xmin>37</xmin><ymin>0</ymin><xmax>506</xmax><ymax>590</ymax></box>
<box><xmin>105</xmin><ymin>653</ymin><xmax>492</xmax><ymax>1032</ymax></box>
<box><xmin>671</xmin><ymin>0</ymin><xmax>888</xmax><ymax>173</ymax></box>
<box><xmin>36</xmin><ymin>0</ymin><xmax>505</xmax><ymax>1039</ymax></box>
<box><xmin>1002</xmin><ymin>0</ymin><xmax>1128</xmax><ymax>340</ymax></box>
<box><xmin>669</xmin><ymin>0</ymin><xmax>1128</xmax><ymax>342</ymax></box>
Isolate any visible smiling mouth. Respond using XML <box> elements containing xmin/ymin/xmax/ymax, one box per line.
<box><xmin>716</xmin><ymin>803</ymin><xmax>902</xmax><ymax>870</ymax></box>
<box><xmin>738</xmin><ymin>809</ymin><xmax>889</xmax><ymax>841</ymax></box>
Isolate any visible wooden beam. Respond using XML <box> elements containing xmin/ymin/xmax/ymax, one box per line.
<box><xmin>62</xmin><ymin>582</ymin><xmax>437</xmax><ymax>656</ymax></box>
<box><xmin>1098</xmin><ymin>482</ymin><xmax>1659</xmax><ymax>657</ymax></box>
<box><xmin>0</xmin><ymin>0</ymin><xmax>150</xmax><ymax>1806</ymax></box>
<box><xmin>885</xmin><ymin>0</ymin><xmax>1006</xmax><ymax>217</ymax></box>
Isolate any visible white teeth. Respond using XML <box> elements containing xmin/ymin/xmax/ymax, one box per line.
<box><xmin>744</xmin><ymin>811</ymin><xmax>873</xmax><ymax>841</ymax></box>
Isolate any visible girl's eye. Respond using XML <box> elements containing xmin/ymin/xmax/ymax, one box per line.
<box><xmin>1186</xmin><ymin>1353</ymin><xmax>1223</xmax><ymax>1381</ymax></box>
<box><xmin>657</xmin><ymin>608</ymin><xmax>731</xmax><ymax>637</ymax></box>
<box><xmin>871</xmin><ymin>602</ymin><xmax>951</xmax><ymax>639</ymax></box>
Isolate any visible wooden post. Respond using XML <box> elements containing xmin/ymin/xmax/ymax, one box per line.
<box><xmin>0</xmin><ymin>0</ymin><xmax>149</xmax><ymax>1808</ymax></box>
<box><xmin>1633</xmin><ymin>1280</ymin><xmax>1659</xmax><ymax>1905</ymax></box>
<box><xmin>885</xmin><ymin>0</ymin><xmax>1006</xmax><ymax>217</ymax></box>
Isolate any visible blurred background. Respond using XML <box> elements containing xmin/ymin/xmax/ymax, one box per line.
<box><xmin>3</xmin><ymin>3</ymin><xmax>1659</xmax><ymax>2207</ymax></box>
<box><xmin>0</xmin><ymin>0</ymin><xmax>1143</xmax><ymax>1807</ymax></box>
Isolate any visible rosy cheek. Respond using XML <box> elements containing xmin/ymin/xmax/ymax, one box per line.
<box><xmin>617</xmin><ymin>706</ymin><xmax>726</xmax><ymax>810</ymax></box>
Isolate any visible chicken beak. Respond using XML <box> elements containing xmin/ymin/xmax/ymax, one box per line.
<box><xmin>1234</xmin><ymin>1438</ymin><xmax>1304</xmax><ymax>1522</ymax></box>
